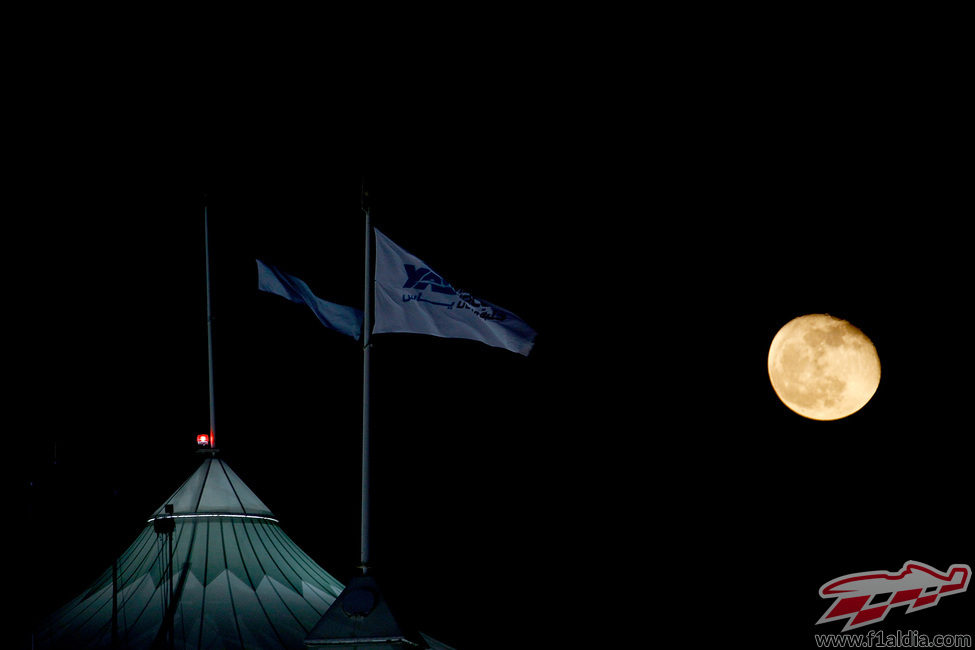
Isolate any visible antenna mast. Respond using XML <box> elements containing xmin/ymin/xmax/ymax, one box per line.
<box><xmin>205</xmin><ymin>204</ymin><xmax>217</xmax><ymax>449</ymax></box>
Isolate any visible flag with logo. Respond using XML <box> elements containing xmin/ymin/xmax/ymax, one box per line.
<box><xmin>256</xmin><ymin>259</ymin><xmax>363</xmax><ymax>340</ymax></box>
<box><xmin>372</xmin><ymin>228</ymin><xmax>536</xmax><ymax>355</ymax></box>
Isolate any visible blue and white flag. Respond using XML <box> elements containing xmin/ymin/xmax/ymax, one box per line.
<box><xmin>373</xmin><ymin>228</ymin><xmax>536</xmax><ymax>355</ymax></box>
<box><xmin>257</xmin><ymin>259</ymin><xmax>363</xmax><ymax>340</ymax></box>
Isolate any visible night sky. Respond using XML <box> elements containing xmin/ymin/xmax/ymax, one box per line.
<box><xmin>11</xmin><ymin>25</ymin><xmax>971</xmax><ymax>650</ymax></box>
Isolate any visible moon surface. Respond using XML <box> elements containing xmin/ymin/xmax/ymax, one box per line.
<box><xmin>768</xmin><ymin>314</ymin><xmax>881</xmax><ymax>420</ymax></box>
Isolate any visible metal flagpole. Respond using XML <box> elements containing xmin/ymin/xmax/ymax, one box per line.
<box><xmin>205</xmin><ymin>205</ymin><xmax>217</xmax><ymax>449</ymax></box>
<box><xmin>360</xmin><ymin>183</ymin><xmax>373</xmax><ymax>575</ymax></box>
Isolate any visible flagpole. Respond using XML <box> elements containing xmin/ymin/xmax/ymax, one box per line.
<box><xmin>360</xmin><ymin>184</ymin><xmax>373</xmax><ymax>575</ymax></box>
<box><xmin>205</xmin><ymin>204</ymin><xmax>217</xmax><ymax>449</ymax></box>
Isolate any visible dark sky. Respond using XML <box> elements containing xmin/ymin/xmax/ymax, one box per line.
<box><xmin>11</xmin><ymin>25</ymin><xmax>971</xmax><ymax>649</ymax></box>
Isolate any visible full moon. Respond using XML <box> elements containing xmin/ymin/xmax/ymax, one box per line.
<box><xmin>768</xmin><ymin>314</ymin><xmax>881</xmax><ymax>421</ymax></box>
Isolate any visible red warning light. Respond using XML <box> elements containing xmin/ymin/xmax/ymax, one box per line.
<box><xmin>197</xmin><ymin>433</ymin><xmax>211</xmax><ymax>448</ymax></box>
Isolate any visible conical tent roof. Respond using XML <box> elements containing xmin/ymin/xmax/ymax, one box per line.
<box><xmin>305</xmin><ymin>576</ymin><xmax>455</xmax><ymax>649</ymax></box>
<box><xmin>305</xmin><ymin>575</ymin><xmax>413</xmax><ymax>647</ymax></box>
<box><xmin>152</xmin><ymin>455</ymin><xmax>275</xmax><ymax>518</ymax></box>
<box><xmin>36</xmin><ymin>456</ymin><xmax>344</xmax><ymax>649</ymax></box>
<box><xmin>304</xmin><ymin>576</ymin><xmax>457</xmax><ymax>650</ymax></box>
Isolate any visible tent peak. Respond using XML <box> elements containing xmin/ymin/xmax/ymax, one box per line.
<box><xmin>151</xmin><ymin>456</ymin><xmax>275</xmax><ymax>519</ymax></box>
<box><xmin>37</xmin><ymin>455</ymin><xmax>344</xmax><ymax>649</ymax></box>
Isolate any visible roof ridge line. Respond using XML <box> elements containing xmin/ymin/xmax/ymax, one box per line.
<box><xmin>217</xmin><ymin>458</ymin><xmax>249</xmax><ymax>514</ymax></box>
<box><xmin>191</xmin><ymin>457</ymin><xmax>213</xmax><ymax>514</ymax></box>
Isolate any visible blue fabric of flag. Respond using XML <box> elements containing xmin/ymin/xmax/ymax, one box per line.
<box><xmin>372</xmin><ymin>229</ymin><xmax>536</xmax><ymax>355</ymax></box>
<box><xmin>257</xmin><ymin>259</ymin><xmax>363</xmax><ymax>340</ymax></box>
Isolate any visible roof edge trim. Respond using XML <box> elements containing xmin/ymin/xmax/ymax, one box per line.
<box><xmin>146</xmin><ymin>513</ymin><xmax>279</xmax><ymax>524</ymax></box>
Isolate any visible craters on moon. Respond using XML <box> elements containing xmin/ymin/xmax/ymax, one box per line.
<box><xmin>768</xmin><ymin>314</ymin><xmax>881</xmax><ymax>421</ymax></box>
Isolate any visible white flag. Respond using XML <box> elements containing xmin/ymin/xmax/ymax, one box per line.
<box><xmin>373</xmin><ymin>228</ymin><xmax>536</xmax><ymax>355</ymax></box>
<box><xmin>257</xmin><ymin>259</ymin><xmax>363</xmax><ymax>340</ymax></box>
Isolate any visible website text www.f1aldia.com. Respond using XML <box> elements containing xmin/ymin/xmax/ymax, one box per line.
<box><xmin>815</xmin><ymin>630</ymin><xmax>972</xmax><ymax>648</ymax></box>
